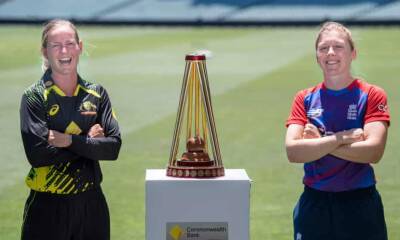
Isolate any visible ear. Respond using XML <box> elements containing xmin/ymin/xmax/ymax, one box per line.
<box><xmin>351</xmin><ymin>49</ymin><xmax>357</xmax><ymax>60</ymax></box>
<box><xmin>78</xmin><ymin>40</ymin><xmax>83</xmax><ymax>54</ymax></box>
<box><xmin>41</xmin><ymin>47</ymin><xmax>48</xmax><ymax>60</ymax></box>
<box><xmin>316</xmin><ymin>53</ymin><xmax>322</xmax><ymax>66</ymax></box>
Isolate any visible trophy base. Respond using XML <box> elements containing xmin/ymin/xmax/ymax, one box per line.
<box><xmin>177</xmin><ymin>160</ymin><xmax>214</xmax><ymax>167</ymax></box>
<box><xmin>167</xmin><ymin>166</ymin><xmax>225</xmax><ymax>178</ymax></box>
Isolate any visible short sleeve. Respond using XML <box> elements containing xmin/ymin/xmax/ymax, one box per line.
<box><xmin>286</xmin><ymin>90</ymin><xmax>308</xmax><ymax>127</ymax></box>
<box><xmin>364</xmin><ymin>86</ymin><xmax>390</xmax><ymax>125</ymax></box>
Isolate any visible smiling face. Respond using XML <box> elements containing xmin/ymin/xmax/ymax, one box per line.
<box><xmin>42</xmin><ymin>24</ymin><xmax>82</xmax><ymax>76</ymax></box>
<box><xmin>316</xmin><ymin>29</ymin><xmax>356</xmax><ymax>80</ymax></box>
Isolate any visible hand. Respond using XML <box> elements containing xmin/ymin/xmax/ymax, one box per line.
<box><xmin>336</xmin><ymin>128</ymin><xmax>364</xmax><ymax>144</ymax></box>
<box><xmin>48</xmin><ymin>130</ymin><xmax>72</xmax><ymax>147</ymax></box>
<box><xmin>303</xmin><ymin>123</ymin><xmax>321</xmax><ymax>139</ymax></box>
<box><xmin>88</xmin><ymin>124</ymin><xmax>104</xmax><ymax>138</ymax></box>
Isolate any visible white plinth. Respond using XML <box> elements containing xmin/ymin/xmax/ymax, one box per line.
<box><xmin>145</xmin><ymin>169</ymin><xmax>251</xmax><ymax>240</ymax></box>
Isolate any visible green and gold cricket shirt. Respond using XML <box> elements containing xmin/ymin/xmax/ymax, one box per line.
<box><xmin>20</xmin><ymin>69</ymin><xmax>121</xmax><ymax>194</ymax></box>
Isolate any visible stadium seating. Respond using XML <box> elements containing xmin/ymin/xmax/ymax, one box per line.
<box><xmin>0</xmin><ymin>0</ymin><xmax>399</xmax><ymax>22</ymax></box>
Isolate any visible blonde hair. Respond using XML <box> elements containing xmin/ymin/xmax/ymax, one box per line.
<box><xmin>315</xmin><ymin>21</ymin><xmax>355</xmax><ymax>51</ymax></box>
<box><xmin>41</xmin><ymin>19</ymin><xmax>80</xmax><ymax>72</ymax></box>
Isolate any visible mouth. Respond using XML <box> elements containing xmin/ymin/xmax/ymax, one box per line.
<box><xmin>59</xmin><ymin>57</ymin><xmax>72</xmax><ymax>65</ymax></box>
<box><xmin>326</xmin><ymin>60</ymin><xmax>339</xmax><ymax>65</ymax></box>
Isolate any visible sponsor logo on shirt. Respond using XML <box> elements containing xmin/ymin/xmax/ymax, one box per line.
<box><xmin>296</xmin><ymin>232</ymin><xmax>302</xmax><ymax>240</ymax></box>
<box><xmin>48</xmin><ymin>104</ymin><xmax>60</xmax><ymax>116</ymax></box>
<box><xmin>378</xmin><ymin>103</ymin><xmax>388</xmax><ymax>112</ymax></box>
<box><xmin>347</xmin><ymin>104</ymin><xmax>357</xmax><ymax>120</ymax></box>
<box><xmin>307</xmin><ymin>108</ymin><xmax>323</xmax><ymax>118</ymax></box>
<box><xmin>79</xmin><ymin>101</ymin><xmax>97</xmax><ymax>116</ymax></box>
<box><xmin>44</xmin><ymin>80</ymin><xmax>53</xmax><ymax>87</ymax></box>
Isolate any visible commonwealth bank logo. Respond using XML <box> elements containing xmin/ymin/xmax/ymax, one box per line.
<box><xmin>169</xmin><ymin>225</ymin><xmax>184</xmax><ymax>240</ymax></box>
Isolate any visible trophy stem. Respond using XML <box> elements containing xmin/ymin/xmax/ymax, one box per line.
<box><xmin>186</xmin><ymin>65</ymin><xmax>193</xmax><ymax>140</ymax></box>
<box><xmin>197</xmin><ymin>62</ymin><xmax>222</xmax><ymax>163</ymax></box>
<box><xmin>202</xmin><ymin>101</ymin><xmax>208</xmax><ymax>153</ymax></box>
<box><xmin>195</xmin><ymin>70</ymin><xmax>201</xmax><ymax>137</ymax></box>
<box><xmin>169</xmin><ymin>61</ymin><xmax>191</xmax><ymax>165</ymax></box>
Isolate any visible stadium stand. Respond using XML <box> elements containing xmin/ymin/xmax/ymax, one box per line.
<box><xmin>357</xmin><ymin>1</ymin><xmax>400</xmax><ymax>19</ymax></box>
<box><xmin>0</xmin><ymin>0</ymin><xmax>129</xmax><ymax>19</ymax></box>
<box><xmin>0</xmin><ymin>0</ymin><xmax>399</xmax><ymax>24</ymax></box>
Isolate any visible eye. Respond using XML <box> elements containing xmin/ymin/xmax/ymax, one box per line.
<box><xmin>318</xmin><ymin>46</ymin><xmax>328</xmax><ymax>52</ymax></box>
<box><xmin>49</xmin><ymin>43</ymin><xmax>61</xmax><ymax>49</ymax></box>
<box><xmin>65</xmin><ymin>42</ymin><xmax>76</xmax><ymax>48</ymax></box>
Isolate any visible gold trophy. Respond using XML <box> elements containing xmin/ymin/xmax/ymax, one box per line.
<box><xmin>167</xmin><ymin>53</ymin><xmax>224</xmax><ymax>178</ymax></box>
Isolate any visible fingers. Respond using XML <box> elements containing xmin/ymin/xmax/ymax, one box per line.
<box><xmin>305</xmin><ymin>123</ymin><xmax>317</xmax><ymax>130</ymax></box>
<box><xmin>48</xmin><ymin>130</ymin><xmax>72</xmax><ymax>147</ymax></box>
<box><xmin>352</xmin><ymin>128</ymin><xmax>365</xmax><ymax>141</ymax></box>
<box><xmin>336</xmin><ymin>128</ymin><xmax>364</xmax><ymax>144</ymax></box>
<box><xmin>88</xmin><ymin>124</ymin><xmax>104</xmax><ymax>138</ymax></box>
<box><xmin>48</xmin><ymin>129</ymin><xmax>55</xmax><ymax>143</ymax></box>
<box><xmin>353</xmin><ymin>128</ymin><xmax>364</xmax><ymax>137</ymax></box>
<box><xmin>303</xmin><ymin>123</ymin><xmax>321</xmax><ymax>139</ymax></box>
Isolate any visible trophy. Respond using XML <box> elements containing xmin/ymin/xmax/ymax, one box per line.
<box><xmin>167</xmin><ymin>53</ymin><xmax>224</xmax><ymax>178</ymax></box>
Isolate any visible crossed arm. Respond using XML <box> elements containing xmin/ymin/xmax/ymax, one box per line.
<box><xmin>48</xmin><ymin>124</ymin><xmax>104</xmax><ymax>147</ymax></box>
<box><xmin>285</xmin><ymin>121</ymin><xmax>388</xmax><ymax>164</ymax></box>
<box><xmin>47</xmin><ymin>123</ymin><xmax>121</xmax><ymax>161</ymax></box>
<box><xmin>20</xmin><ymin>89</ymin><xmax>120</xmax><ymax>168</ymax></box>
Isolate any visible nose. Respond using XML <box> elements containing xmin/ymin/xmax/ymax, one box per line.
<box><xmin>327</xmin><ymin>46</ymin><xmax>335</xmax><ymax>55</ymax></box>
<box><xmin>60</xmin><ymin>45</ymin><xmax>68</xmax><ymax>53</ymax></box>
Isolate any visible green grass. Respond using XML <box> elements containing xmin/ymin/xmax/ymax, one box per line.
<box><xmin>0</xmin><ymin>25</ymin><xmax>399</xmax><ymax>239</ymax></box>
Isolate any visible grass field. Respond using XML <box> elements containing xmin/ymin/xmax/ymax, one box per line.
<box><xmin>0</xmin><ymin>25</ymin><xmax>399</xmax><ymax>239</ymax></box>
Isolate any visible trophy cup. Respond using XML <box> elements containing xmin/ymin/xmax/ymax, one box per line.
<box><xmin>167</xmin><ymin>53</ymin><xmax>224</xmax><ymax>178</ymax></box>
